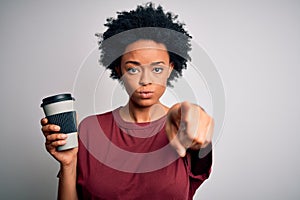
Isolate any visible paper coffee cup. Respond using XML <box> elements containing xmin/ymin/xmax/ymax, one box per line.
<box><xmin>41</xmin><ymin>93</ymin><xmax>78</xmax><ymax>151</ymax></box>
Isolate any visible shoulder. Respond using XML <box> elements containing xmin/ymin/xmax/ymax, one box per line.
<box><xmin>78</xmin><ymin>109</ymin><xmax>115</xmax><ymax>129</ymax></box>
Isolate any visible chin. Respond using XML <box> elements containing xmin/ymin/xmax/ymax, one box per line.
<box><xmin>131</xmin><ymin>98</ymin><xmax>159</xmax><ymax>108</ymax></box>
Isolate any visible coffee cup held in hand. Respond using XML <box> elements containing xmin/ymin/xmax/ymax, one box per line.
<box><xmin>41</xmin><ymin>93</ymin><xmax>78</xmax><ymax>151</ymax></box>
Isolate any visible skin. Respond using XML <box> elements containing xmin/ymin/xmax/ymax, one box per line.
<box><xmin>41</xmin><ymin>39</ymin><xmax>214</xmax><ymax>200</ymax></box>
<box><xmin>118</xmin><ymin>40</ymin><xmax>173</xmax><ymax>123</ymax></box>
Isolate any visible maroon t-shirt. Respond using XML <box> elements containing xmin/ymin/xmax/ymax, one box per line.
<box><xmin>77</xmin><ymin>108</ymin><xmax>212</xmax><ymax>200</ymax></box>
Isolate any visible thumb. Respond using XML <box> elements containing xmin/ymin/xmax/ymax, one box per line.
<box><xmin>169</xmin><ymin>135</ymin><xmax>186</xmax><ymax>157</ymax></box>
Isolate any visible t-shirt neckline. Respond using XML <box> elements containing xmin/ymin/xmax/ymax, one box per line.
<box><xmin>112</xmin><ymin>106</ymin><xmax>167</xmax><ymax>130</ymax></box>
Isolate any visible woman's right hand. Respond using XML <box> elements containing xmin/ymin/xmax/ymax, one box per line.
<box><xmin>41</xmin><ymin>118</ymin><xmax>78</xmax><ymax>167</ymax></box>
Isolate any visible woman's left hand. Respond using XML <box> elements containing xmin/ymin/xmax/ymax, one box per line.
<box><xmin>165</xmin><ymin>101</ymin><xmax>214</xmax><ymax>157</ymax></box>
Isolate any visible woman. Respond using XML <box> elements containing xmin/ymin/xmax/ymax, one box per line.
<box><xmin>41</xmin><ymin>3</ymin><xmax>213</xmax><ymax>200</ymax></box>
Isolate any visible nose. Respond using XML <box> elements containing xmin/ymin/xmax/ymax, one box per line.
<box><xmin>139</xmin><ymin>71</ymin><xmax>152</xmax><ymax>86</ymax></box>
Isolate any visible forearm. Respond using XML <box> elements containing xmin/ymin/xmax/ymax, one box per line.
<box><xmin>57</xmin><ymin>160</ymin><xmax>78</xmax><ymax>200</ymax></box>
<box><xmin>189</xmin><ymin>143</ymin><xmax>213</xmax><ymax>175</ymax></box>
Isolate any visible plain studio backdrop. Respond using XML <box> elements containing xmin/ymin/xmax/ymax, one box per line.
<box><xmin>1</xmin><ymin>0</ymin><xmax>299</xmax><ymax>199</ymax></box>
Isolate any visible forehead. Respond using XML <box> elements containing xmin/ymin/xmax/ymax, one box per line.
<box><xmin>121</xmin><ymin>40</ymin><xmax>169</xmax><ymax>64</ymax></box>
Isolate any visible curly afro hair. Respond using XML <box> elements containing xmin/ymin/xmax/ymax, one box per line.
<box><xmin>96</xmin><ymin>2</ymin><xmax>192</xmax><ymax>86</ymax></box>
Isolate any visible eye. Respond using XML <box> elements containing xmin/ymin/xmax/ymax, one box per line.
<box><xmin>127</xmin><ymin>67</ymin><xmax>140</xmax><ymax>74</ymax></box>
<box><xmin>152</xmin><ymin>67</ymin><xmax>163</xmax><ymax>74</ymax></box>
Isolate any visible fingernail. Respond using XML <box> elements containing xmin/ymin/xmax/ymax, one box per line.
<box><xmin>54</xmin><ymin>126</ymin><xmax>60</xmax><ymax>131</ymax></box>
<box><xmin>60</xmin><ymin>140</ymin><xmax>67</xmax><ymax>145</ymax></box>
<box><xmin>61</xmin><ymin>134</ymin><xmax>67</xmax><ymax>139</ymax></box>
<box><xmin>178</xmin><ymin>148</ymin><xmax>186</xmax><ymax>157</ymax></box>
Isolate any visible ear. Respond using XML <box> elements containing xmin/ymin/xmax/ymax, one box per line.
<box><xmin>115</xmin><ymin>66</ymin><xmax>122</xmax><ymax>78</ymax></box>
<box><xmin>168</xmin><ymin>62</ymin><xmax>174</xmax><ymax>77</ymax></box>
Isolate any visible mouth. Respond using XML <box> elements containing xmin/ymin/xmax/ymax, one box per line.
<box><xmin>137</xmin><ymin>91</ymin><xmax>154</xmax><ymax>98</ymax></box>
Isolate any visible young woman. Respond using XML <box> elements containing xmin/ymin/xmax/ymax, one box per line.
<box><xmin>41</xmin><ymin>3</ymin><xmax>214</xmax><ymax>200</ymax></box>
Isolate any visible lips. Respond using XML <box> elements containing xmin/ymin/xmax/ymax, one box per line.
<box><xmin>137</xmin><ymin>90</ymin><xmax>154</xmax><ymax>98</ymax></box>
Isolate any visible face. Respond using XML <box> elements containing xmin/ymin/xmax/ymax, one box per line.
<box><xmin>119</xmin><ymin>40</ymin><xmax>173</xmax><ymax>108</ymax></box>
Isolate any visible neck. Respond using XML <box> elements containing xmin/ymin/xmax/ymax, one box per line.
<box><xmin>120</xmin><ymin>102</ymin><xmax>168</xmax><ymax>123</ymax></box>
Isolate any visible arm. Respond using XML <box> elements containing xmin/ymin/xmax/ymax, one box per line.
<box><xmin>41</xmin><ymin>118</ymin><xmax>78</xmax><ymax>200</ymax></box>
<box><xmin>189</xmin><ymin>143</ymin><xmax>212</xmax><ymax>175</ymax></box>
<box><xmin>57</xmin><ymin>161</ymin><xmax>78</xmax><ymax>200</ymax></box>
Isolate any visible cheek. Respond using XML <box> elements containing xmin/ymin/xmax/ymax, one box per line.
<box><xmin>152</xmin><ymin>75</ymin><xmax>169</xmax><ymax>86</ymax></box>
<box><xmin>122</xmin><ymin>76</ymin><xmax>140</xmax><ymax>93</ymax></box>
<box><xmin>155</xmin><ymin>85</ymin><xmax>167</xmax><ymax>98</ymax></box>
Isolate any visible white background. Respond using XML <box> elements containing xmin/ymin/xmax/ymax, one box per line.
<box><xmin>0</xmin><ymin>0</ymin><xmax>299</xmax><ymax>199</ymax></box>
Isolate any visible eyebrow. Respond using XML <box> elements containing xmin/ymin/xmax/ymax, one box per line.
<box><xmin>124</xmin><ymin>61</ymin><xmax>166</xmax><ymax>66</ymax></box>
